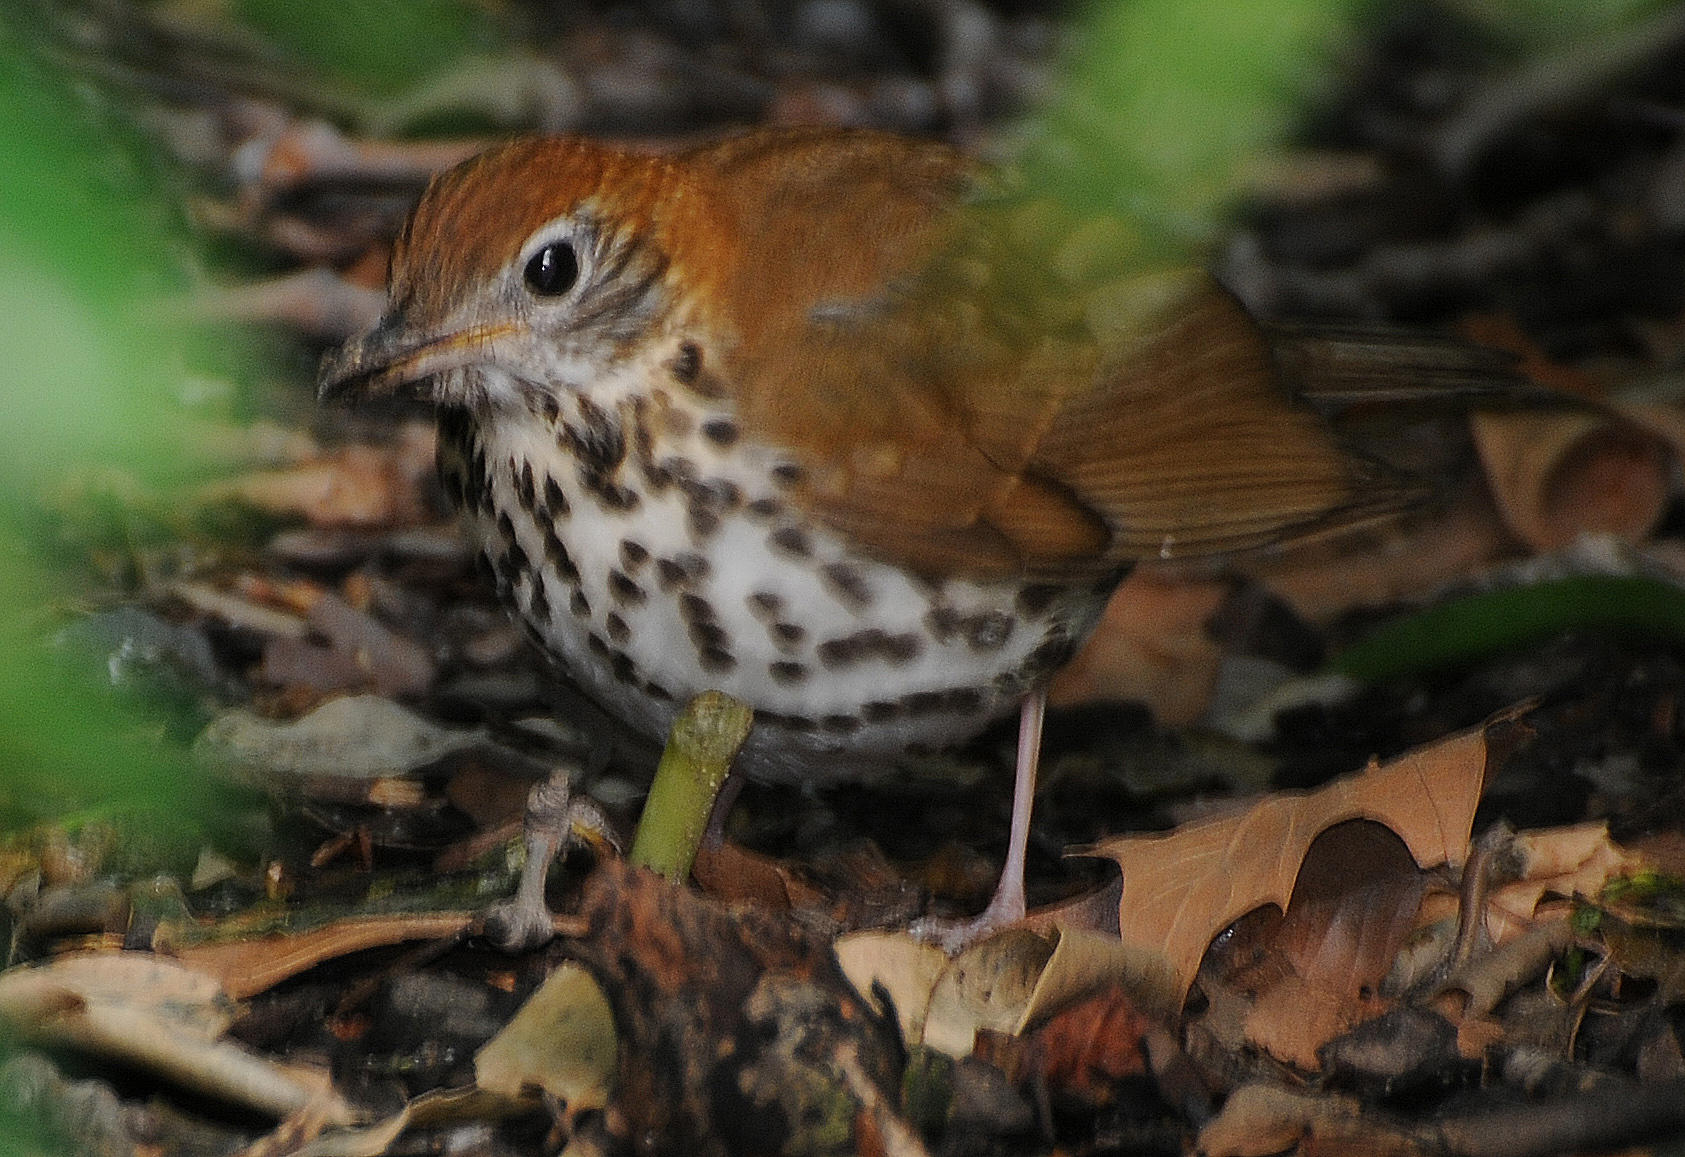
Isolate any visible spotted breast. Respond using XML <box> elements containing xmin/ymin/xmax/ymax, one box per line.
<box><xmin>434</xmin><ymin>347</ymin><xmax>1115</xmax><ymax>783</ymax></box>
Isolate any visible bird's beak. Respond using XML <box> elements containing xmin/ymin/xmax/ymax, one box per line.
<box><xmin>317</xmin><ymin>315</ymin><xmax>518</xmax><ymax>404</ymax></box>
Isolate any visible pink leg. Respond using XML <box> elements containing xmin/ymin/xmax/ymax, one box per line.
<box><xmin>913</xmin><ymin>689</ymin><xmax>1046</xmax><ymax>950</ymax></box>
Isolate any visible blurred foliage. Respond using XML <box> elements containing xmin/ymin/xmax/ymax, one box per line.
<box><xmin>1332</xmin><ymin>576</ymin><xmax>1685</xmax><ymax>680</ymax></box>
<box><xmin>0</xmin><ymin>12</ymin><xmax>215</xmax><ymax>827</ymax></box>
<box><xmin>1021</xmin><ymin>0</ymin><xmax>1671</xmax><ymax>262</ymax></box>
<box><xmin>231</xmin><ymin>0</ymin><xmax>505</xmax><ymax>93</ymax></box>
<box><xmin>0</xmin><ymin>1096</ymin><xmax>74</xmax><ymax>1157</ymax></box>
<box><xmin>1021</xmin><ymin>0</ymin><xmax>1367</xmax><ymax>262</ymax></box>
<box><xmin>1454</xmin><ymin>0</ymin><xmax>1677</xmax><ymax>51</ymax></box>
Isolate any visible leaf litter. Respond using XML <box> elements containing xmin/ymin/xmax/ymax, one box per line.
<box><xmin>10</xmin><ymin>2</ymin><xmax>1685</xmax><ymax>1155</ymax></box>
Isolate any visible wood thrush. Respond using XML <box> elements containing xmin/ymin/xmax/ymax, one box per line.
<box><xmin>319</xmin><ymin>126</ymin><xmax>1518</xmax><ymax>940</ymax></box>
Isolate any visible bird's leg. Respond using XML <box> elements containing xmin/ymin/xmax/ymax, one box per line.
<box><xmin>913</xmin><ymin>688</ymin><xmax>1046</xmax><ymax>951</ymax></box>
<box><xmin>483</xmin><ymin>767</ymin><xmax>617</xmax><ymax>952</ymax></box>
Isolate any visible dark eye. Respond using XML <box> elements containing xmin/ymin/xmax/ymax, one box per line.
<box><xmin>523</xmin><ymin>241</ymin><xmax>579</xmax><ymax>296</ymax></box>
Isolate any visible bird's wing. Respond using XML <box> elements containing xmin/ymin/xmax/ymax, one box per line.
<box><xmin>697</xmin><ymin>131</ymin><xmax>1480</xmax><ymax>583</ymax></box>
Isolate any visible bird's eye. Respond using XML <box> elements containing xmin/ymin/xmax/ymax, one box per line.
<box><xmin>523</xmin><ymin>241</ymin><xmax>579</xmax><ymax>297</ymax></box>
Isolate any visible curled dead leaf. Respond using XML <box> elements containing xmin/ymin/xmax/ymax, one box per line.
<box><xmin>1088</xmin><ymin>721</ymin><xmax>1492</xmax><ymax>1002</ymax></box>
<box><xmin>1472</xmin><ymin>408</ymin><xmax>1671</xmax><ymax>551</ymax></box>
<box><xmin>1460</xmin><ymin>314</ymin><xmax>1674</xmax><ymax>552</ymax></box>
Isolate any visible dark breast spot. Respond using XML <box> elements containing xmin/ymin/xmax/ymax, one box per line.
<box><xmin>543</xmin><ymin>475</ymin><xmax>570</xmax><ymax>519</ymax></box>
<box><xmin>901</xmin><ymin>690</ymin><xmax>944</xmax><ymax>716</ymax></box>
<box><xmin>967</xmin><ymin>612</ymin><xmax>1014</xmax><ymax>652</ymax></box>
<box><xmin>925</xmin><ymin>606</ymin><xmax>962</xmax><ymax>643</ymax></box>
<box><xmin>770</xmin><ymin>462</ymin><xmax>804</xmax><ymax>488</ymax></box>
<box><xmin>619</xmin><ymin>540</ymin><xmax>650</xmax><ymax>571</ymax></box>
<box><xmin>610</xmin><ymin>650</ymin><xmax>638</xmax><ymax>683</ymax></box>
<box><xmin>608</xmin><ymin>570</ymin><xmax>647</xmax><ymax>606</ymax></box>
<box><xmin>817</xmin><ymin>635</ymin><xmax>863</xmax><ymax>668</ymax></box>
<box><xmin>688</xmin><ymin>506</ymin><xmax>721</xmax><ymax>540</ymax></box>
<box><xmin>769</xmin><ymin>660</ymin><xmax>807</xmax><ymax>684</ymax></box>
<box><xmin>605</xmin><ymin>612</ymin><xmax>630</xmax><ymax>644</ymax></box>
<box><xmin>819</xmin><ymin>562</ymin><xmax>873</xmax><ymax>610</ymax></box>
<box><xmin>880</xmin><ymin>632</ymin><xmax>922</xmax><ymax>664</ymax></box>
<box><xmin>759</xmin><ymin>711</ymin><xmax>815</xmax><ymax>733</ymax></box>
<box><xmin>542</xmin><ymin>525</ymin><xmax>580</xmax><ymax>584</ymax></box>
<box><xmin>505</xmin><ymin>538</ymin><xmax>530</xmax><ymax>578</ymax></box>
<box><xmin>698</xmin><ymin>646</ymin><xmax>736</xmax><ymax>674</ymax></box>
<box><xmin>769</xmin><ymin>622</ymin><xmax>805</xmax><ymax>649</ymax></box>
<box><xmin>992</xmin><ymin>670</ymin><xmax>1027</xmax><ymax>697</ymax></box>
<box><xmin>745</xmin><ymin>497</ymin><xmax>781</xmax><ymax>521</ymax></box>
<box><xmin>768</xmin><ymin>526</ymin><xmax>813</xmax><ymax>559</ymax></box>
<box><xmin>689</xmin><ymin>621</ymin><xmax>730</xmax><ymax>650</ymax></box>
<box><xmin>685</xmin><ymin>477</ymin><xmax>742</xmax><ymax>510</ymax></box>
<box><xmin>747</xmin><ymin>591</ymin><xmax>783</xmax><ymax>619</ymax></box>
<box><xmin>700</xmin><ymin>418</ymin><xmax>739</xmax><ymax>447</ymax></box>
<box><xmin>1016</xmin><ymin>583</ymin><xmax>1062</xmax><ymax>616</ymax></box>
<box><xmin>528</xmin><ymin>581</ymin><xmax>551</xmax><ymax>624</ymax></box>
<box><xmin>570</xmin><ymin>590</ymin><xmax>591</xmax><ymax>619</ymax></box>
<box><xmin>657</xmin><ymin>552</ymin><xmax>710</xmax><ymax>591</ymax></box>
<box><xmin>821</xmin><ymin>714</ymin><xmax>862</xmax><ymax>734</ymax></box>
<box><xmin>581</xmin><ymin>473</ymin><xmax>641</xmax><ymax>512</ymax></box>
<box><xmin>629</xmin><ymin>403</ymin><xmax>656</xmax><ymax>472</ymax></box>
<box><xmin>669</xmin><ymin>340</ymin><xmax>702</xmax><ymax>386</ymax></box>
<box><xmin>1022</xmin><ymin>634</ymin><xmax>1078</xmax><ymax>677</ymax></box>
<box><xmin>514</xmin><ymin>459</ymin><xmax>537</xmax><ymax>513</ymax></box>
<box><xmin>564</xmin><ymin>396</ymin><xmax>626</xmax><ymax>474</ymax></box>
<box><xmin>816</xmin><ymin>629</ymin><xmax>922</xmax><ymax>668</ymax></box>
<box><xmin>679</xmin><ymin>593</ymin><xmax>715</xmax><ymax>623</ymax></box>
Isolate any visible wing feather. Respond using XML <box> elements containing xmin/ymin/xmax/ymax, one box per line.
<box><xmin>685</xmin><ymin>130</ymin><xmax>1486</xmax><ymax>582</ymax></box>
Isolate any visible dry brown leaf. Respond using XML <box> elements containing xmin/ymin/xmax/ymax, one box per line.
<box><xmin>834</xmin><ymin>930</ymin><xmax>951</xmax><ymax>1046</ymax></box>
<box><xmin>922</xmin><ymin>928</ymin><xmax>1054</xmax><ymax>1056</ymax></box>
<box><xmin>840</xmin><ymin>922</ymin><xmax>1179</xmax><ymax>1059</ymax></box>
<box><xmin>1471</xmin><ymin>408</ymin><xmax>1670</xmax><ymax>551</ymax></box>
<box><xmin>164</xmin><ymin>912</ymin><xmax>479</xmax><ymax>999</ymax></box>
<box><xmin>1197</xmin><ymin>1082</ymin><xmax>1406</xmax><ymax>1157</ymax></box>
<box><xmin>0</xmin><ymin>953</ymin><xmax>352</xmax><ymax>1124</ymax></box>
<box><xmin>475</xmin><ymin>961</ymin><xmax>617</xmax><ymax>1113</ymax></box>
<box><xmin>1275</xmin><ymin>822</ymin><xmax>1427</xmax><ymax>990</ymax></box>
<box><xmin>1619</xmin><ymin>398</ymin><xmax>1685</xmax><ymax>461</ymax></box>
<box><xmin>1050</xmin><ymin>570</ymin><xmax>1227</xmax><ymax>725</ymax></box>
<box><xmin>692</xmin><ymin>840</ymin><xmax>830</xmax><ymax>911</ymax></box>
<box><xmin>291</xmin><ymin>1087</ymin><xmax>529</xmax><ymax>1157</ymax></box>
<box><xmin>1090</xmin><ymin>723</ymin><xmax>1491</xmax><ymax>1002</ymax></box>
<box><xmin>1459</xmin><ymin>314</ymin><xmax>1673</xmax><ymax>552</ymax></box>
<box><xmin>271</xmin><ymin>591</ymin><xmax>436</xmax><ymax>696</ymax></box>
<box><xmin>1238</xmin><ymin>821</ymin><xmax>1425</xmax><ymax>1068</ymax></box>
<box><xmin>978</xmin><ymin>984</ymin><xmax>1156</xmax><ymax>1105</ymax></box>
<box><xmin>195</xmin><ymin>696</ymin><xmax>483</xmax><ymax>788</ymax></box>
<box><xmin>1243</xmin><ymin>974</ymin><xmax>1390</xmax><ymax>1072</ymax></box>
<box><xmin>1493</xmin><ymin>823</ymin><xmax>1639</xmax><ymax>935</ymax></box>
<box><xmin>205</xmin><ymin>425</ymin><xmax>436</xmax><ymax>528</ymax></box>
<box><xmin>1412</xmin><ymin>823</ymin><xmax>1639</xmax><ymax>947</ymax></box>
